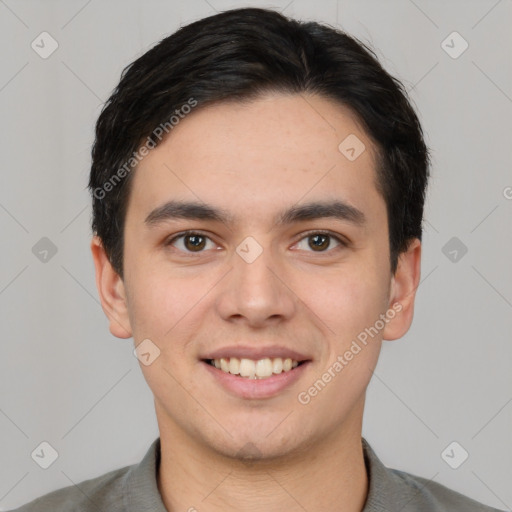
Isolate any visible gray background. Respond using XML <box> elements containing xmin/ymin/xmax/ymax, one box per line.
<box><xmin>0</xmin><ymin>0</ymin><xmax>511</xmax><ymax>509</ymax></box>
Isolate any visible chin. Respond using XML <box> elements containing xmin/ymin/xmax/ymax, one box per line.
<box><xmin>214</xmin><ymin>439</ymin><xmax>298</xmax><ymax>463</ymax></box>
<box><xmin>201</xmin><ymin>422</ymin><xmax>316</xmax><ymax>464</ymax></box>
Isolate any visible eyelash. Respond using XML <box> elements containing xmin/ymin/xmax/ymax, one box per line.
<box><xmin>165</xmin><ymin>229</ymin><xmax>348</xmax><ymax>255</ymax></box>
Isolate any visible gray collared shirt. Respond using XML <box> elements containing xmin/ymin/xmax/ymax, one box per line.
<box><xmin>10</xmin><ymin>437</ymin><xmax>504</xmax><ymax>511</ymax></box>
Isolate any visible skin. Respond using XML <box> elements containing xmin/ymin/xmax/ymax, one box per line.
<box><xmin>91</xmin><ymin>92</ymin><xmax>421</xmax><ymax>512</ymax></box>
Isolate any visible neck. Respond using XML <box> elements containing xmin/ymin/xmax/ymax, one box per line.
<box><xmin>156</xmin><ymin>409</ymin><xmax>369</xmax><ymax>512</ymax></box>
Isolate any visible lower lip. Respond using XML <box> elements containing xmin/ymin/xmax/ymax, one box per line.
<box><xmin>201</xmin><ymin>361</ymin><xmax>311</xmax><ymax>399</ymax></box>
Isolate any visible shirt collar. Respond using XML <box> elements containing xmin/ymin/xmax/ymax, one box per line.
<box><xmin>123</xmin><ymin>437</ymin><xmax>167</xmax><ymax>512</ymax></box>
<box><xmin>123</xmin><ymin>436</ymin><xmax>403</xmax><ymax>511</ymax></box>
<box><xmin>361</xmin><ymin>437</ymin><xmax>401</xmax><ymax>511</ymax></box>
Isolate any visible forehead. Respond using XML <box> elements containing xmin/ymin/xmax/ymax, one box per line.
<box><xmin>125</xmin><ymin>92</ymin><xmax>384</xmax><ymax>228</ymax></box>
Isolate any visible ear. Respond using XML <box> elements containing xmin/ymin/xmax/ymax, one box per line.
<box><xmin>90</xmin><ymin>235</ymin><xmax>132</xmax><ymax>339</ymax></box>
<box><xmin>382</xmin><ymin>238</ymin><xmax>421</xmax><ymax>341</ymax></box>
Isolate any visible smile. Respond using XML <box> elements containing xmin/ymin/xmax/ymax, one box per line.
<box><xmin>207</xmin><ymin>357</ymin><xmax>302</xmax><ymax>379</ymax></box>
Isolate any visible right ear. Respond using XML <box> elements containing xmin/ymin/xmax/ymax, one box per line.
<box><xmin>90</xmin><ymin>235</ymin><xmax>132</xmax><ymax>339</ymax></box>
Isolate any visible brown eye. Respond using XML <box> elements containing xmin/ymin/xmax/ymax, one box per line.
<box><xmin>184</xmin><ymin>234</ymin><xmax>206</xmax><ymax>251</ymax></box>
<box><xmin>308</xmin><ymin>234</ymin><xmax>330</xmax><ymax>251</ymax></box>
<box><xmin>167</xmin><ymin>232</ymin><xmax>215</xmax><ymax>253</ymax></box>
<box><xmin>294</xmin><ymin>232</ymin><xmax>345</xmax><ymax>253</ymax></box>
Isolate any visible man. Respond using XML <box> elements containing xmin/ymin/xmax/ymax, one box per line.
<box><xmin>12</xmin><ymin>7</ymin><xmax>503</xmax><ymax>512</ymax></box>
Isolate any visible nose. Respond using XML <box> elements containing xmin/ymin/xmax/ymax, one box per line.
<box><xmin>214</xmin><ymin>241</ymin><xmax>296</xmax><ymax>328</ymax></box>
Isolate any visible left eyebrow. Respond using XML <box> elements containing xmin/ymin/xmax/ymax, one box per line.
<box><xmin>274</xmin><ymin>200</ymin><xmax>366</xmax><ymax>227</ymax></box>
<box><xmin>144</xmin><ymin>199</ymin><xmax>366</xmax><ymax>228</ymax></box>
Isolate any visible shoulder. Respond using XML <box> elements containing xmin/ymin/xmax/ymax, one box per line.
<box><xmin>8</xmin><ymin>463</ymin><xmax>132</xmax><ymax>511</ymax></box>
<box><xmin>361</xmin><ymin>438</ymin><xmax>504</xmax><ymax>512</ymax></box>
<box><xmin>388</xmin><ymin>467</ymin><xmax>505</xmax><ymax>512</ymax></box>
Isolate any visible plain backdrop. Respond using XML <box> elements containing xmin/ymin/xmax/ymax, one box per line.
<box><xmin>0</xmin><ymin>0</ymin><xmax>511</xmax><ymax>510</ymax></box>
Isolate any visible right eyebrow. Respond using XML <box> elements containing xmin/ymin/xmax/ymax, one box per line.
<box><xmin>144</xmin><ymin>201</ymin><xmax>234</xmax><ymax>227</ymax></box>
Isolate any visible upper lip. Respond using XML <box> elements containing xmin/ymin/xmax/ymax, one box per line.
<box><xmin>202</xmin><ymin>345</ymin><xmax>311</xmax><ymax>362</ymax></box>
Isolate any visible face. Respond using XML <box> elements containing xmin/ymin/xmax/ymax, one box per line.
<box><xmin>92</xmin><ymin>92</ymin><xmax>420</xmax><ymax>461</ymax></box>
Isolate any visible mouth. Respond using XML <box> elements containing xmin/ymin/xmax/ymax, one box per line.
<box><xmin>203</xmin><ymin>357</ymin><xmax>307</xmax><ymax>380</ymax></box>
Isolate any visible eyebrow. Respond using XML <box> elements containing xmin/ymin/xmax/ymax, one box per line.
<box><xmin>144</xmin><ymin>199</ymin><xmax>366</xmax><ymax>228</ymax></box>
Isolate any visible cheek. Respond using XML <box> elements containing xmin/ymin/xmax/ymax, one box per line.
<box><xmin>293</xmin><ymin>260</ymin><xmax>389</xmax><ymax>339</ymax></box>
<box><xmin>126</xmin><ymin>262</ymin><xmax>210</xmax><ymax>343</ymax></box>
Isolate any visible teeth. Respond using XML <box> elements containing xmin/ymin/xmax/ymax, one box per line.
<box><xmin>229</xmin><ymin>358</ymin><xmax>240</xmax><ymax>375</ymax></box>
<box><xmin>239</xmin><ymin>358</ymin><xmax>255</xmax><ymax>378</ymax></box>
<box><xmin>220</xmin><ymin>358</ymin><xmax>229</xmax><ymax>372</ymax></box>
<box><xmin>256</xmin><ymin>358</ymin><xmax>273</xmax><ymax>378</ymax></box>
<box><xmin>209</xmin><ymin>357</ymin><xmax>301</xmax><ymax>379</ymax></box>
<box><xmin>272</xmin><ymin>358</ymin><xmax>283</xmax><ymax>374</ymax></box>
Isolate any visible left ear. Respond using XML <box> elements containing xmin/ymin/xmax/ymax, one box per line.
<box><xmin>382</xmin><ymin>238</ymin><xmax>422</xmax><ymax>341</ymax></box>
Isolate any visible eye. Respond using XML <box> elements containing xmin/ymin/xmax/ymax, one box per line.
<box><xmin>166</xmin><ymin>231</ymin><xmax>217</xmax><ymax>253</ymax></box>
<box><xmin>294</xmin><ymin>231</ymin><xmax>346</xmax><ymax>253</ymax></box>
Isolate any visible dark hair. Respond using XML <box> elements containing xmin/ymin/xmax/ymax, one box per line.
<box><xmin>89</xmin><ymin>7</ymin><xmax>430</xmax><ymax>278</ymax></box>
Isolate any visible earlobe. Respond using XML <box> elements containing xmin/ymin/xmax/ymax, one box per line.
<box><xmin>90</xmin><ymin>236</ymin><xmax>132</xmax><ymax>339</ymax></box>
<box><xmin>382</xmin><ymin>238</ymin><xmax>422</xmax><ymax>341</ymax></box>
